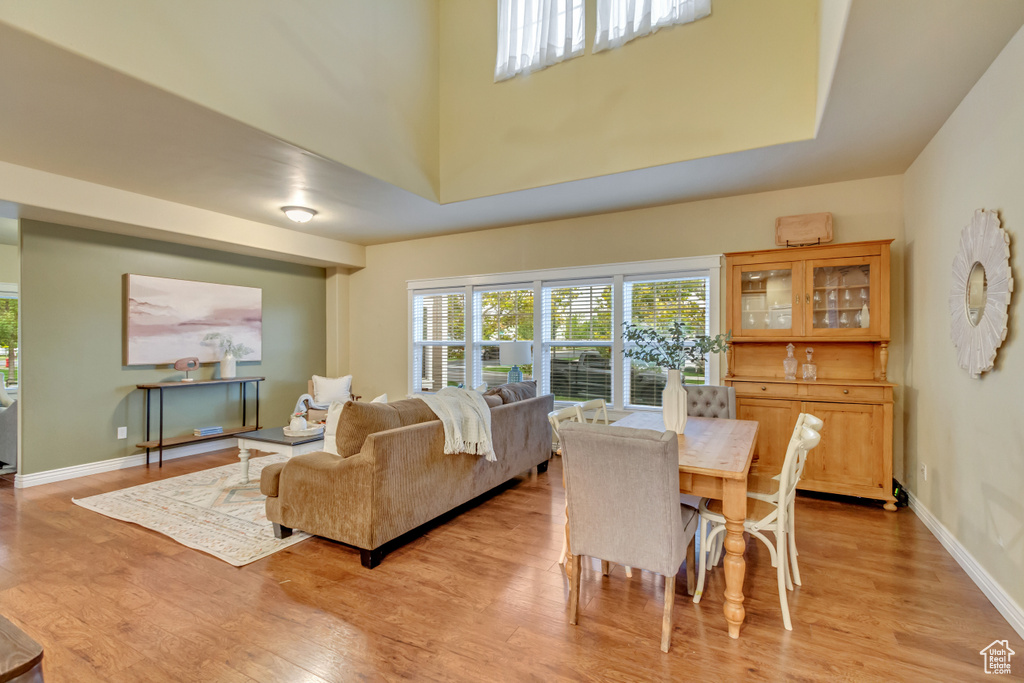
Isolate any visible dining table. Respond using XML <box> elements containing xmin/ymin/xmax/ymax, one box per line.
<box><xmin>562</xmin><ymin>413</ymin><xmax>759</xmax><ymax>639</ymax></box>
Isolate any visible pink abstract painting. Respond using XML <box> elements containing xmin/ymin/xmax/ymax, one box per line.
<box><xmin>124</xmin><ymin>274</ymin><xmax>262</xmax><ymax>365</ymax></box>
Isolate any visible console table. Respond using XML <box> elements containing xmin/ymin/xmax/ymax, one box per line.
<box><xmin>136</xmin><ymin>377</ymin><xmax>264</xmax><ymax>466</ymax></box>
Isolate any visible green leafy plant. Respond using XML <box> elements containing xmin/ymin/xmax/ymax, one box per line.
<box><xmin>622</xmin><ymin>321</ymin><xmax>731</xmax><ymax>371</ymax></box>
<box><xmin>202</xmin><ymin>333</ymin><xmax>254</xmax><ymax>359</ymax></box>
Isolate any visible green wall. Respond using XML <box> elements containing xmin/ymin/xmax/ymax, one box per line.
<box><xmin>20</xmin><ymin>221</ymin><xmax>326</xmax><ymax>475</ymax></box>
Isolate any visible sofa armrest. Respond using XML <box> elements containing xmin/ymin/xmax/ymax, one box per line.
<box><xmin>267</xmin><ymin>450</ymin><xmax>374</xmax><ymax>549</ymax></box>
<box><xmin>260</xmin><ymin>462</ymin><xmax>285</xmax><ymax>497</ymax></box>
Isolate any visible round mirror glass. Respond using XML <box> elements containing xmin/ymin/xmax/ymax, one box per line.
<box><xmin>966</xmin><ymin>261</ymin><xmax>987</xmax><ymax>326</ymax></box>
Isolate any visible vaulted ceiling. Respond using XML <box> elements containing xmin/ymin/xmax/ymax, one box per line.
<box><xmin>0</xmin><ymin>0</ymin><xmax>1023</xmax><ymax>262</ymax></box>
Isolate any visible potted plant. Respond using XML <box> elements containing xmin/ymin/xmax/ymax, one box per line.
<box><xmin>202</xmin><ymin>333</ymin><xmax>254</xmax><ymax>379</ymax></box>
<box><xmin>622</xmin><ymin>322</ymin><xmax>731</xmax><ymax>432</ymax></box>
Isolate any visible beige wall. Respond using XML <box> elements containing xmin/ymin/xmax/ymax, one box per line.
<box><xmin>904</xmin><ymin>26</ymin><xmax>1024</xmax><ymax>611</ymax></box>
<box><xmin>0</xmin><ymin>244</ymin><xmax>17</xmax><ymax>282</ymax></box>
<box><xmin>439</xmin><ymin>0</ymin><xmax>818</xmax><ymax>203</ymax></box>
<box><xmin>0</xmin><ymin>1</ymin><xmax>440</xmax><ymax>200</ymax></box>
<box><xmin>349</xmin><ymin>174</ymin><xmax>905</xmax><ymax>474</ymax></box>
<box><xmin>20</xmin><ymin>221</ymin><xmax>327</xmax><ymax>475</ymax></box>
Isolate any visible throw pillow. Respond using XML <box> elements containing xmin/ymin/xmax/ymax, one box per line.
<box><xmin>334</xmin><ymin>398</ymin><xmax>438</xmax><ymax>458</ymax></box>
<box><xmin>312</xmin><ymin>374</ymin><xmax>353</xmax><ymax>404</ymax></box>
<box><xmin>371</xmin><ymin>393</ymin><xmax>388</xmax><ymax>403</ymax></box>
<box><xmin>482</xmin><ymin>394</ymin><xmax>502</xmax><ymax>409</ymax></box>
<box><xmin>474</xmin><ymin>383</ymin><xmax>488</xmax><ymax>393</ymax></box>
<box><xmin>485</xmin><ymin>380</ymin><xmax>537</xmax><ymax>404</ymax></box>
<box><xmin>322</xmin><ymin>400</ymin><xmax>347</xmax><ymax>456</ymax></box>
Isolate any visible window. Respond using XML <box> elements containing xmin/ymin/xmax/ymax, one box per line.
<box><xmin>594</xmin><ymin>0</ymin><xmax>712</xmax><ymax>53</ymax></box>
<box><xmin>495</xmin><ymin>0</ymin><xmax>585</xmax><ymax>82</ymax></box>
<box><xmin>408</xmin><ymin>255</ymin><xmax>721</xmax><ymax>409</ymax></box>
<box><xmin>542</xmin><ymin>280</ymin><xmax>613</xmax><ymax>403</ymax></box>
<box><xmin>473</xmin><ymin>286</ymin><xmax>535</xmax><ymax>387</ymax></box>
<box><xmin>412</xmin><ymin>290</ymin><xmax>466</xmax><ymax>392</ymax></box>
<box><xmin>623</xmin><ymin>275</ymin><xmax>709</xmax><ymax>407</ymax></box>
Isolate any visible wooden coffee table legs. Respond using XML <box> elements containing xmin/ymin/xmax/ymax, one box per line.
<box><xmin>238</xmin><ymin>446</ymin><xmax>252</xmax><ymax>484</ymax></box>
<box><xmin>721</xmin><ymin>478</ymin><xmax>747</xmax><ymax>639</ymax></box>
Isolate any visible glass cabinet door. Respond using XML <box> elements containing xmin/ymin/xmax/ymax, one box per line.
<box><xmin>734</xmin><ymin>262</ymin><xmax>802</xmax><ymax>336</ymax></box>
<box><xmin>805</xmin><ymin>256</ymin><xmax>881</xmax><ymax>337</ymax></box>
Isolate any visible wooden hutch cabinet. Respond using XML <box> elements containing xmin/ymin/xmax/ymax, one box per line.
<box><xmin>724</xmin><ymin>240</ymin><xmax>897</xmax><ymax>511</ymax></box>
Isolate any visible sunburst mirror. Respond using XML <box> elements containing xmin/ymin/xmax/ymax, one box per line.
<box><xmin>950</xmin><ymin>209</ymin><xmax>1013</xmax><ymax>378</ymax></box>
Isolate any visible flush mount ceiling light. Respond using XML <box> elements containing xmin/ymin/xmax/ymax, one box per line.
<box><xmin>281</xmin><ymin>206</ymin><xmax>318</xmax><ymax>224</ymax></box>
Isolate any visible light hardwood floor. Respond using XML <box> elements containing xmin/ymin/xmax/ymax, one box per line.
<box><xmin>0</xmin><ymin>451</ymin><xmax>1018</xmax><ymax>682</ymax></box>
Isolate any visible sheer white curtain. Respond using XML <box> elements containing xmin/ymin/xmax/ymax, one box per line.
<box><xmin>594</xmin><ymin>0</ymin><xmax>711</xmax><ymax>53</ymax></box>
<box><xmin>495</xmin><ymin>0</ymin><xmax>585</xmax><ymax>82</ymax></box>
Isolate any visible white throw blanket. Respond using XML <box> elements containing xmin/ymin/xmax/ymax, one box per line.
<box><xmin>293</xmin><ymin>393</ymin><xmax>329</xmax><ymax>415</ymax></box>
<box><xmin>416</xmin><ymin>387</ymin><xmax>496</xmax><ymax>462</ymax></box>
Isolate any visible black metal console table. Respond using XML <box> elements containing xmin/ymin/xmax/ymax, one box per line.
<box><xmin>136</xmin><ymin>376</ymin><xmax>264</xmax><ymax>466</ymax></box>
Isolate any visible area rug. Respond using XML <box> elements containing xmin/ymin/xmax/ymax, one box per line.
<box><xmin>72</xmin><ymin>454</ymin><xmax>309</xmax><ymax>566</ymax></box>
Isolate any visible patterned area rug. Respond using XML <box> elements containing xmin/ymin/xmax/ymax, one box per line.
<box><xmin>73</xmin><ymin>454</ymin><xmax>309</xmax><ymax>566</ymax></box>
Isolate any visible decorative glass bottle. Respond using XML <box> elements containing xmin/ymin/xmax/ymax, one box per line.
<box><xmin>802</xmin><ymin>347</ymin><xmax>817</xmax><ymax>381</ymax></box>
<box><xmin>783</xmin><ymin>343</ymin><xmax>798</xmax><ymax>381</ymax></box>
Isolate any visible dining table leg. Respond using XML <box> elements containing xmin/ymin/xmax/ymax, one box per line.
<box><xmin>721</xmin><ymin>478</ymin><xmax>748</xmax><ymax>639</ymax></box>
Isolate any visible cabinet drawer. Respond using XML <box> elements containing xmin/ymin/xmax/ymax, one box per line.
<box><xmin>803</xmin><ymin>384</ymin><xmax>884</xmax><ymax>402</ymax></box>
<box><xmin>731</xmin><ymin>381</ymin><xmax>799</xmax><ymax>398</ymax></box>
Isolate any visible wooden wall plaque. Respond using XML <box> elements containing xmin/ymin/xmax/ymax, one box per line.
<box><xmin>775</xmin><ymin>212</ymin><xmax>833</xmax><ymax>246</ymax></box>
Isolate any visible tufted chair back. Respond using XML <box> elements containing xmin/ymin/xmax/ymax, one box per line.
<box><xmin>683</xmin><ymin>385</ymin><xmax>736</xmax><ymax>419</ymax></box>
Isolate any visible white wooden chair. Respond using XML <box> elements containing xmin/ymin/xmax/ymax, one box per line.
<box><xmin>744</xmin><ymin>412</ymin><xmax>823</xmax><ymax>587</ymax></box>
<box><xmin>550</xmin><ymin>405</ymin><xmax>584</xmax><ymax>568</ymax></box>
<box><xmin>576</xmin><ymin>398</ymin><xmax>609</xmax><ymax>425</ymax></box>
<box><xmin>694</xmin><ymin>413</ymin><xmax>823</xmax><ymax>630</ymax></box>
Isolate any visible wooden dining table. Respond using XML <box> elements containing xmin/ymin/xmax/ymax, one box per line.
<box><xmin>563</xmin><ymin>413</ymin><xmax>759</xmax><ymax>639</ymax></box>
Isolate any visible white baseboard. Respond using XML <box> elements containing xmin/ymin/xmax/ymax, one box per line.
<box><xmin>13</xmin><ymin>439</ymin><xmax>236</xmax><ymax>489</ymax></box>
<box><xmin>908</xmin><ymin>490</ymin><xmax>1024</xmax><ymax>639</ymax></box>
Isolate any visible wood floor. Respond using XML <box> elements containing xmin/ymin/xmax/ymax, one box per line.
<box><xmin>0</xmin><ymin>451</ymin><xmax>1019</xmax><ymax>682</ymax></box>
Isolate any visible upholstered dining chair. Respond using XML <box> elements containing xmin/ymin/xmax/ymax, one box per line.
<box><xmin>694</xmin><ymin>413</ymin><xmax>823</xmax><ymax>631</ymax></box>
<box><xmin>560</xmin><ymin>422</ymin><xmax>698</xmax><ymax>652</ymax></box>
<box><xmin>683</xmin><ymin>385</ymin><xmax>737</xmax><ymax>419</ymax></box>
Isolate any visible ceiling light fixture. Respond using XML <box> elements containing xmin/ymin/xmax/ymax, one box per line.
<box><xmin>281</xmin><ymin>206</ymin><xmax>318</xmax><ymax>224</ymax></box>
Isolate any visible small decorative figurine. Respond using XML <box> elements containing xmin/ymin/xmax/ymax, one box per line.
<box><xmin>783</xmin><ymin>343</ymin><xmax>798</xmax><ymax>381</ymax></box>
<box><xmin>173</xmin><ymin>357</ymin><xmax>200</xmax><ymax>382</ymax></box>
<box><xmin>802</xmin><ymin>347</ymin><xmax>817</xmax><ymax>381</ymax></box>
<box><xmin>860</xmin><ymin>303</ymin><xmax>870</xmax><ymax>328</ymax></box>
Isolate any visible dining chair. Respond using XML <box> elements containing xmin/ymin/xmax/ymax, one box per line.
<box><xmin>560</xmin><ymin>422</ymin><xmax>698</xmax><ymax>652</ymax></box>
<box><xmin>566</xmin><ymin>400</ymin><xmax>636</xmax><ymax>577</ymax></box>
<box><xmin>548</xmin><ymin>404</ymin><xmax>584</xmax><ymax>455</ymax></box>
<box><xmin>683</xmin><ymin>385</ymin><xmax>737</xmax><ymax>419</ymax></box>
<box><xmin>550</xmin><ymin>405</ymin><xmax>584</xmax><ymax>568</ymax></box>
<box><xmin>576</xmin><ymin>398</ymin><xmax>610</xmax><ymax>425</ymax></box>
<box><xmin>744</xmin><ymin>413</ymin><xmax>823</xmax><ymax>588</ymax></box>
<box><xmin>694</xmin><ymin>413</ymin><xmax>822</xmax><ymax>631</ymax></box>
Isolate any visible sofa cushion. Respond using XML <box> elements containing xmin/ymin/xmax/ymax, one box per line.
<box><xmin>312</xmin><ymin>374</ymin><xmax>353</xmax><ymax>404</ymax></box>
<box><xmin>334</xmin><ymin>398</ymin><xmax>438</xmax><ymax>458</ymax></box>
<box><xmin>484</xmin><ymin>380</ymin><xmax>537</xmax><ymax>404</ymax></box>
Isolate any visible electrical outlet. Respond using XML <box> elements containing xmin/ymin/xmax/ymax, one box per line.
<box><xmin>117</xmin><ymin>426</ymin><xmax>127</xmax><ymax>440</ymax></box>
<box><xmin>919</xmin><ymin>463</ymin><xmax>927</xmax><ymax>481</ymax></box>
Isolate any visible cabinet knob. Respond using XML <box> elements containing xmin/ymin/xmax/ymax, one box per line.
<box><xmin>843</xmin><ymin>389</ymin><xmax>849</xmax><ymax>394</ymax></box>
<box><xmin>806</xmin><ymin>293</ymin><xmax>811</xmax><ymax>303</ymax></box>
<box><xmin>761</xmin><ymin>386</ymin><xmax>767</xmax><ymax>391</ymax></box>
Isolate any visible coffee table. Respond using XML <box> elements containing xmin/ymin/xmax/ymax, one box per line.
<box><xmin>236</xmin><ymin>427</ymin><xmax>325</xmax><ymax>484</ymax></box>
